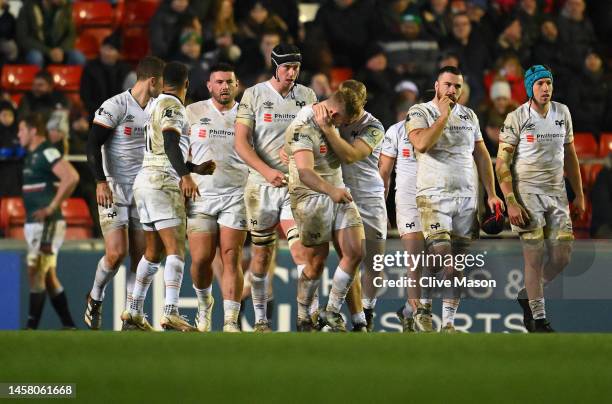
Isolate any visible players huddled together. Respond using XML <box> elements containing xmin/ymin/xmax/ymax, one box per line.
<box><xmin>63</xmin><ymin>43</ymin><xmax>582</xmax><ymax>334</ymax></box>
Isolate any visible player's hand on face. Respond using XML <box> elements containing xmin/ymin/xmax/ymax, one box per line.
<box><xmin>438</xmin><ymin>96</ymin><xmax>452</xmax><ymax>118</ymax></box>
<box><xmin>313</xmin><ymin>103</ymin><xmax>333</xmax><ymax>131</ymax></box>
<box><xmin>488</xmin><ymin>195</ymin><xmax>505</xmax><ymax>213</ymax></box>
<box><xmin>330</xmin><ymin>187</ymin><xmax>353</xmax><ymax>204</ymax></box>
<box><xmin>264</xmin><ymin>168</ymin><xmax>287</xmax><ymax>187</ymax></box>
<box><xmin>96</xmin><ymin>181</ymin><xmax>114</xmax><ymax>209</ymax></box>
<box><xmin>192</xmin><ymin>160</ymin><xmax>216</xmax><ymax>175</ymax></box>
<box><xmin>507</xmin><ymin>199</ymin><xmax>530</xmax><ymax>227</ymax></box>
<box><xmin>180</xmin><ymin>174</ymin><xmax>200</xmax><ymax>201</ymax></box>
<box><xmin>279</xmin><ymin>147</ymin><xmax>289</xmax><ymax>166</ymax></box>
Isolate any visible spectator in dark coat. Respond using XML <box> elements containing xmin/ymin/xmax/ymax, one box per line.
<box><xmin>516</xmin><ymin>0</ymin><xmax>541</xmax><ymax>50</ymax></box>
<box><xmin>16</xmin><ymin>0</ymin><xmax>85</xmax><ymax>67</ymax></box>
<box><xmin>80</xmin><ymin>33</ymin><xmax>132</xmax><ymax>122</ymax></box>
<box><xmin>566</xmin><ymin>51</ymin><xmax>610</xmax><ymax>136</ymax></box>
<box><xmin>420</xmin><ymin>0</ymin><xmax>452</xmax><ymax>43</ymax></box>
<box><xmin>150</xmin><ymin>0</ymin><xmax>193</xmax><ymax>59</ymax></box>
<box><xmin>590</xmin><ymin>154</ymin><xmax>612</xmax><ymax>238</ymax></box>
<box><xmin>313</xmin><ymin>0</ymin><xmax>381</xmax><ymax>68</ymax></box>
<box><xmin>0</xmin><ymin>101</ymin><xmax>23</xmax><ymax>197</ymax></box>
<box><xmin>556</xmin><ymin>0</ymin><xmax>596</xmax><ymax>74</ymax></box>
<box><xmin>494</xmin><ymin>18</ymin><xmax>531</xmax><ymax>65</ymax></box>
<box><xmin>0</xmin><ymin>0</ymin><xmax>17</xmax><ymax>66</ymax></box>
<box><xmin>17</xmin><ymin>70</ymin><xmax>69</xmax><ymax>120</ymax></box>
<box><xmin>173</xmin><ymin>31</ymin><xmax>210</xmax><ymax>103</ymax></box>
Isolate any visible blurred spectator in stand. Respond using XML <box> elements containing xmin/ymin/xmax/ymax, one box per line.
<box><xmin>313</xmin><ymin>0</ymin><xmax>380</xmax><ymax>69</ymax></box>
<box><xmin>18</xmin><ymin>70</ymin><xmax>69</xmax><ymax>120</ymax></box>
<box><xmin>46</xmin><ymin>108</ymin><xmax>69</xmax><ymax>155</ymax></box>
<box><xmin>567</xmin><ymin>50</ymin><xmax>610</xmax><ymax>137</ymax></box>
<box><xmin>557</xmin><ymin>0</ymin><xmax>596</xmax><ymax>75</ymax></box>
<box><xmin>494</xmin><ymin>18</ymin><xmax>530</xmax><ymax>65</ymax></box>
<box><xmin>530</xmin><ymin>19</ymin><xmax>567</xmax><ymax>85</ymax></box>
<box><xmin>310</xmin><ymin>73</ymin><xmax>333</xmax><ymax>101</ymax></box>
<box><xmin>465</xmin><ymin>0</ymin><xmax>496</xmax><ymax>51</ymax></box>
<box><xmin>420</xmin><ymin>0</ymin><xmax>452</xmax><ymax>43</ymax></box>
<box><xmin>356</xmin><ymin>43</ymin><xmax>398</xmax><ymax>128</ymax></box>
<box><xmin>80</xmin><ymin>32</ymin><xmax>132</xmax><ymax>123</ymax></box>
<box><xmin>200</xmin><ymin>0</ymin><xmax>242</xmax><ymax>65</ymax></box>
<box><xmin>173</xmin><ymin>31</ymin><xmax>209</xmax><ymax>103</ymax></box>
<box><xmin>484</xmin><ymin>54</ymin><xmax>526</xmax><ymax>105</ymax></box>
<box><xmin>478</xmin><ymin>80</ymin><xmax>516</xmax><ymax>156</ymax></box>
<box><xmin>381</xmin><ymin>14</ymin><xmax>439</xmax><ymax>93</ymax></box>
<box><xmin>516</xmin><ymin>0</ymin><xmax>540</xmax><ymax>50</ymax></box>
<box><xmin>0</xmin><ymin>0</ymin><xmax>17</xmax><ymax>66</ymax></box>
<box><xmin>393</xmin><ymin>79</ymin><xmax>420</xmax><ymax>115</ymax></box>
<box><xmin>591</xmin><ymin>153</ymin><xmax>612</xmax><ymax>238</ymax></box>
<box><xmin>16</xmin><ymin>0</ymin><xmax>85</xmax><ymax>67</ymax></box>
<box><xmin>379</xmin><ymin>0</ymin><xmax>418</xmax><ymax>40</ymax></box>
<box><xmin>441</xmin><ymin>12</ymin><xmax>489</xmax><ymax>107</ymax></box>
<box><xmin>236</xmin><ymin>0</ymin><xmax>300</xmax><ymax>42</ymax></box>
<box><xmin>236</xmin><ymin>30</ymin><xmax>280</xmax><ymax>86</ymax></box>
<box><xmin>0</xmin><ymin>101</ymin><xmax>24</xmax><ymax>197</ymax></box>
<box><xmin>237</xmin><ymin>1</ymin><xmax>289</xmax><ymax>41</ymax></box>
<box><xmin>150</xmin><ymin>0</ymin><xmax>193</xmax><ymax>60</ymax></box>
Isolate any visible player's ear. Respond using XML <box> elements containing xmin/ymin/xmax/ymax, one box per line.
<box><xmin>206</xmin><ymin>80</ymin><xmax>212</xmax><ymax>93</ymax></box>
<box><xmin>185</xmin><ymin>79</ymin><xmax>190</xmax><ymax>90</ymax></box>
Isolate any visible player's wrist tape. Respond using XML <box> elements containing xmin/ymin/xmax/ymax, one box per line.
<box><xmin>505</xmin><ymin>192</ymin><xmax>517</xmax><ymax>204</ymax></box>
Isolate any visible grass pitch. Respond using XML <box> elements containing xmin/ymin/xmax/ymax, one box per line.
<box><xmin>1</xmin><ymin>331</ymin><xmax>610</xmax><ymax>403</ymax></box>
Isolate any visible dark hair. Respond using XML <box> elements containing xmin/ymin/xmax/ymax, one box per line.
<box><xmin>136</xmin><ymin>56</ymin><xmax>165</xmax><ymax>81</ymax></box>
<box><xmin>20</xmin><ymin>113</ymin><xmax>46</xmax><ymax>137</ymax></box>
<box><xmin>34</xmin><ymin>70</ymin><xmax>53</xmax><ymax>85</ymax></box>
<box><xmin>163</xmin><ymin>61</ymin><xmax>189</xmax><ymax>88</ymax></box>
<box><xmin>437</xmin><ymin>65</ymin><xmax>463</xmax><ymax>78</ymax></box>
<box><xmin>208</xmin><ymin>62</ymin><xmax>235</xmax><ymax>79</ymax></box>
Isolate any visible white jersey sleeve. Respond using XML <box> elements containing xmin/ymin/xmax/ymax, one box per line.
<box><xmin>382</xmin><ymin>121</ymin><xmax>417</xmax><ymax>198</ymax></box>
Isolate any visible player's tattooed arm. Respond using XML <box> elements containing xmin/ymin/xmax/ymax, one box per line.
<box><xmin>294</xmin><ymin>150</ymin><xmax>352</xmax><ymax>204</ymax></box>
<box><xmin>312</xmin><ymin>103</ymin><xmax>370</xmax><ymax>164</ymax></box>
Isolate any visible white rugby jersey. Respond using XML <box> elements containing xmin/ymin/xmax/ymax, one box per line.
<box><xmin>406</xmin><ymin>101</ymin><xmax>482</xmax><ymax>197</ymax></box>
<box><xmin>286</xmin><ymin>105</ymin><xmax>343</xmax><ymax>199</ymax></box>
<box><xmin>93</xmin><ymin>90</ymin><xmax>152</xmax><ymax>184</ymax></box>
<box><xmin>186</xmin><ymin>99</ymin><xmax>247</xmax><ymax>196</ymax></box>
<box><xmin>500</xmin><ymin>101</ymin><xmax>573</xmax><ymax>197</ymax></box>
<box><xmin>142</xmin><ymin>93</ymin><xmax>190</xmax><ymax>180</ymax></box>
<box><xmin>236</xmin><ymin>81</ymin><xmax>317</xmax><ymax>185</ymax></box>
<box><xmin>338</xmin><ymin>111</ymin><xmax>385</xmax><ymax>199</ymax></box>
<box><xmin>381</xmin><ymin>120</ymin><xmax>417</xmax><ymax>198</ymax></box>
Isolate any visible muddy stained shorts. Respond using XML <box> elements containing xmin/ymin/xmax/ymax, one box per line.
<box><xmin>97</xmin><ymin>181</ymin><xmax>141</xmax><ymax>235</ymax></box>
<box><xmin>133</xmin><ymin>169</ymin><xmax>185</xmax><ymax>231</ymax></box>
<box><xmin>416</xmin><ymin>195</ymin><xmax>477</xmax><ymax>241</ymax></box>
<box><xmin>244</xmin><ymin>179</ymin><xmax>294</xmax><ymax>231</ymax></box>
<box><xmin>511</xmin><ymin>193</ymin><xmax>573</xmax><ymax>241</ymax></box>
<box><xmin>291</xmin><ymin>193</ymin><xmax>363</xmax><ymax>247</ymax></box>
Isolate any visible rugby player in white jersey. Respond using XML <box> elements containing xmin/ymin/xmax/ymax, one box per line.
<box><xmin>311</xmin><ymin>80</ymin><xmax>386</xmax><ymax>332</ymax></box>
<box><xmin>407</xmin><ymin>66</ymin><xmax>503</xmax><ymax>333</ymax></box>
<box><xmin>379</xmin><ymin>118</ymin><xmax>423</xmax><ymax>333</ymax></box>
<box><xmin>287</xmin><ymin>88</ymin><xmax>366</xmax><ymax>332</ymax></box>
<box><xmin>234</xmin><ymin>43</ymin><xmax>317</xmax><ymax>331</ymax></box>
<box><xmin>495</xmin><ymin>65</ymin><xmax>584</xmax><ymax>332</ymax></box>
<box><xmin>125</xmin><ymin>62</ymin><xmax>215</xmax><ymax>331</ymax></box>
<box><xmin>185</xmin><ymin>63</ymin><xmax>248</xmax><ymax>332</ymax></box>
<box><xmin>84</xmin><ymin>56</ymin><xmax>164</xmax><ymax>330</ymax></box>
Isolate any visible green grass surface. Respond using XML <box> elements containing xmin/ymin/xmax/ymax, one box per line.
<box><xmin>1</xmin><ymin>332</ymin><xmax>610</xmax><ymax>403</ymax></box>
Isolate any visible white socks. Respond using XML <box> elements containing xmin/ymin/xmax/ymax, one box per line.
<box><xmin>251</xmin><ymin>273</ymin><xmax>267</xmax><ymax>322</ymax></box>
<box><xmin>163</xmin><ymin>255</ymin><xmax>184</xmax><ymax>315</ymax></box>
<box><xmin>326</xmin><ymin>267</ymin><xmax>353</xmax><ymax>313</ymax></box>
<box><xmin>529</xmin><ymin>298</ymin><xmax>546</xmax><ymax>320</ymax></box>
<box><xmin>442</xmin><ymin>298</ymin><xmax>460</xmax><ymax>326</ymax></box>
<box><xmin>125</xmin><ymin>269</ymin><xmax>136</xmax><ymax>311</ymax></box>
<box><xmin>90</xmin><ymin>257</ymin><xmax>116</xmax><ymax>301</ymax></box>
<box><xmin>297</xmin><ymin>272</ymin><xmax>321</xmax><ymax>321</ymax></box>
<box><xmin>130</xmin><ymin>257</ymin><xmax>160</xmax><ymax>315</ymax></box>
<box><xmin>194</xmin><ymin>285</ymin><xmax>213</xmax><ymax>308</ymax></box>
<box><xmin>362</xmin><ymin>298</ymin><xmax>377</xmax><ymax>310</ymax></box>
<box><xmin>224</xmin><ymin>300</ymin><xmax>241</xmax><ymax>324</ymax></box>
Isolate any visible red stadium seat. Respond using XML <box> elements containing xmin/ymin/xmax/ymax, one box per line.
<box><xmin>1</xmin><ymin>65</ymin><xmax>40</xmax><ymax>92</ymax></box>
<box><xmin>598</xmin><ymin>133</ymin><xmax>612</xmax><ymax>157</ymax></box>
<box><xmin>330</xmin><ymin>67</ymin><xmax>353</xmax><ymax>90</ymax></box>
<box><xmin>573</xmin><ymin>132</ymin><xmax>598</xmax><ymax>158</ymax></box>
<box><xmin>76</xmin><ymin>28</ymin><xmax>113</xmax><ymax>59</ymax></box>
<box><xmin>72</xmin><ymin>2</ymin><xmax>115</xmax><ymax>29</ymax></box>
<box><xmin>47</xmin><ymin>65</ymin><xmax>83</xmax><ymax>92</ymax></box>
<box><xmin>9</xmin><ymin>93</ymin><xmax>23</xmax><ymax>105</ymax></box>
<box><xmin>61</xmin><ymin>198</ymin><xmax>93</xmax><ymax>227</ymax></box>
<box><xmin>122</xmin><ymin>28</ymin><xmax>150</xmax><ymax>63</ymax></box>
<box><xmin>121</xmin><ymin>0</ymin><xmax>159</xmax><ymax>26</ymax></box>
<box><xmin>0</xmin><ymin>197</ymin><xmax>26</xmax><ymax>238</ymax></box>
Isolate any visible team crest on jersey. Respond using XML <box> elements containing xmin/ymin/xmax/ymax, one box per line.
<box><xmin>200</xmin><ymin>117</ymin><xmax>211</xmax><ymax>125</ymax></box>
<box><xmin>164</xmin><ymin>108</ymin><xmax>173</xmax><ymax>118</ymax></box>
<box><xmin>555</xmin><ymin>120</ymin><xmax>565</xmax><ymax>128</ymax></box>
<box><xmin>295</xmin><ymin>100</ymin><xmax>306</xmax><ymax>107</ymax></box>
<box><xmin>263</xmin><ymin>101</ymin><xmax>274</xmax><ymax>109</ymax></box>
<box><xmin>125</xmin><ymin>114</ymin><xmax>135</xmax><ymax>123</ymax></box>
<box><xmin>97</xmin><ymin>107</ymin><xmax>113</xmax><ymax>119</ymax></box>
<box><xmin>458</xmin><ymin>114</ymin><xmax>470</xmax><ymax>121</ymax></box>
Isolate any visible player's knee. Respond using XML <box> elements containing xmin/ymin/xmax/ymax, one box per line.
<box><xmin>251</xmin><ymin>229</ymin><xmax>277</xmax><ymax>247</ymax></box>
<box><xmin>520</xmin><ymin>228</ymin><xmax>544</xmax><ymax>249</ymax></box>
<box><xmin>105</xmin><ymin>250</ymin><xmax>127</xmax><ymax>269</ymax></box>
<box><xmin>221</xmin><ymin>247</ymin><xmax>241</xmax><ymax>268</ymax></box>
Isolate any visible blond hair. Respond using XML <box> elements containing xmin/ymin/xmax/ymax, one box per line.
<box><xmin>331</xmin><ymin>86</ymin><xmax>362</xmax><ymax>122</ymax></box>
<box><xmin>339</xmin><ymin>79</ymin><xmax>367</xmax><ymax>109</ymax></box>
